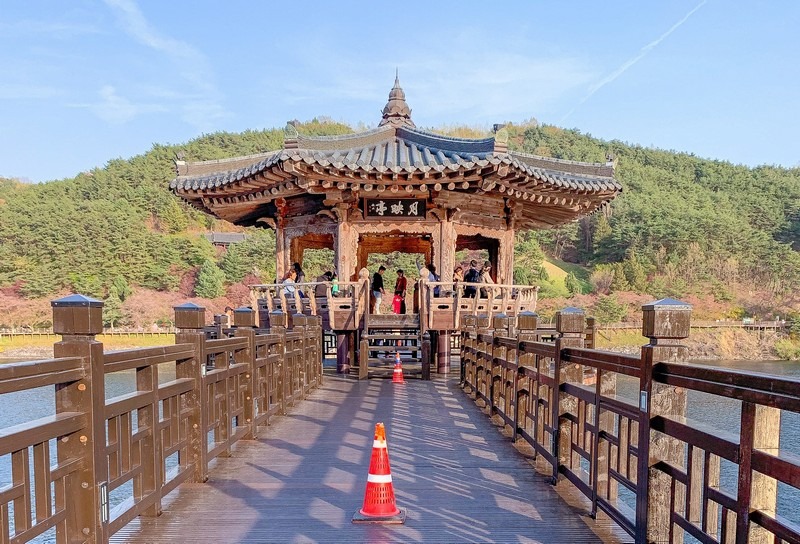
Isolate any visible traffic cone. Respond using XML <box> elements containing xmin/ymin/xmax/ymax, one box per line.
<box><xmin>352</xmin><ymin>423</ymin><xmax>406</xmax><ymax>524</ymax></box>
<box><xmin>392</xmin><ymin>352</ymin><xmax>405</xmax><ymax>384</ymax></box>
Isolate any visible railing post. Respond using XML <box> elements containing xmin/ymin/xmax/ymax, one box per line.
<box><xmin>306</xmin><ymin>314</ymin><xmax>323</xmax><ymax>387</ymax></box>
<box><xmin>174</xmin><ymin>302</ymin><xmax>209</xmax><ymax>483</ymax></box>
<box><xmin>638</xmin><ymin>298</ymin><xmax>691</xmax><ymax>544</ymax></box>
<box><xmin>491</xmin><ymin>314</ymin><xmax>510</xmax><ymax>417</ymax></box>
<box><xmin>585</xmin><ymin>316</ymin><xmax>597</xmax><ymax>349</ymax></box>
<box><xmin>739</xmin><ymin>405</ymin><xmax>780</xmax><ymax>544</ymax></box>
<box><xmin>460</xmin><ymin>314</ymin><xmax>478</xmax><ymax>387</ymax></box>
<box><xmin>233</xmin><ymin>307</ymin><xmax>257</xmax><ymax>439</ymax></box>
<box><xmin>515</xmin><ymin>311</ymin><xmax>538</xmax><ymax>443</ymax></box>
<box><xmin>293</xmin><ymin>314</ymin><xmax>308</xmax><ymax>398</ymax></box>
<box><xmin>336</xmin><ymin>333</ymin><xmax>351</xmax><ymax>374</ymax></box>
<box><xmin>553</xmin><ymin>307</ymin><xmax>585</xmax><ymax>483</ymax></box>
<box><xmin>269</xmin><ymin>310</ymin><xmax>288</xmax><ymax>414</ymax></box>
<box><xmin>421</xmin><ymin>331</ymin><xmax>432</xmax><ymax>381</ymax></box>
<box><xmin>437</xmin><ymin>331</ymin><xmax>451</xmax><ymax>374</ymax></box>
<box><xmin>52</xmin><ymin>294</ymin><xmax>108</xmax><ymax>543</ymax></box>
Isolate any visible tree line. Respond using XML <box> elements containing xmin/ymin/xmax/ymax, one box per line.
<box><xmin>0</xmin><ymin>118</ymin><xmax>797</xmax><ymax>336</ymax></box>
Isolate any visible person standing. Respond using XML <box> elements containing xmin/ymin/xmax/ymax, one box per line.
<box><xmin>292</xmin><ymin>262</ymin><xmax>306</xmax><ymax>298</ymax></box>
<box><xmin>372</xmin><ymin>265</ymin><xmax>386</xmax><ymax>314</ymax></box>
<box><xmin>428</xmin><ymin>263</ymin><xmax>440</xmax><ymax>297</ymax></box>
<box><xmin>463</xmin><ymin>260</ymin><xmax>480</xmax><ymax>298</ymax></box>
<box><xmin>394</xmin><ymin>269</ymin><xmax>407</xmax><ymax>314</ymax></box>
<box><xmin>479</xmin><ymin>260</ymin><xmax>494</xmax><ymax>298</ymax></box>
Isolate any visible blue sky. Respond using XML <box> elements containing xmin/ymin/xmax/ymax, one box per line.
<box><xmin>1</xmin><ymin>0</ymin><xmax>798</xmax><ymax>182</ymax></box>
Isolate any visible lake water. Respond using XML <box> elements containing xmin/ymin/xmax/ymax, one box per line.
<box><xmin>0</xmin><ymin>357</ymin><xmax>798</xmax><ymax>540</ymax></box>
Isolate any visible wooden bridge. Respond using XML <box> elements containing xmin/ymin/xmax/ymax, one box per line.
<box><xmin>0</xmin><ymin>291</ymin><xmax>798</xmax><ymax>543</ymax></box>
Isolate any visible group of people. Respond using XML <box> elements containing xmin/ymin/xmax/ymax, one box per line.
<box><xmin>280</xmin><ymin>258</ymin><xmax>495</xmax><ymax>308</ymax></box>
<box><xmin>370</xmin><ymin>258</ymin><xmax>495</xmax><ymax>314</ymax></box>
<box><xmin>371</xmin><ymin>266</ymin><xmax>407</xmax><ymax>315</ymax></box>
<box><xmin>281</xmin><ymin>262</ymin><xmax>339</xmax><ymax>297</ymax></box>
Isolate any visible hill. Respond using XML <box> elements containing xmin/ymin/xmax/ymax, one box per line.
<box><xmin>0</xmin><ymin>120</ymin><xmax>798</xmax><ymax>346</ymax></box>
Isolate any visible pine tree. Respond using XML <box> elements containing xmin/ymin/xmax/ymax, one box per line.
<box><xmin>195</xmin><ymin>259</ymin><xmax>226</xmax><ymax>298</ymax></box>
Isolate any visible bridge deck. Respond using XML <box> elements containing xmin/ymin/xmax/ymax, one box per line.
<box><xmin>113</xmin><ymin>370</ymin><xmax>632</xmax><ymax>543</ymax></box>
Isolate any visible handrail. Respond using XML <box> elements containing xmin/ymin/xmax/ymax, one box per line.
<box><xmin>0</xmin><ymin>302</ymin><xmax>323</xmax><ymax>543</ymax></box>
<box><xmin>459</xmin><ymin>310</ymin><xmax>800</xmax><ymax>544</ymax></box>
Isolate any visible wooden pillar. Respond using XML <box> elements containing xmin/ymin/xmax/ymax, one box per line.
<box><xmin>335</xmin><ymin>218</ymin><xmax>356</xmax><ymax>281</ymax></box>
<box><xmin>52</xmin><ymin>294</ymin><xmax>108</xmax><ymax>542</ymax></box>
<box><xmin>554</xmin><ymin>307</ymin><xmax>585</xmax><ymax>481</ymax></box>
<box><xmin>174</xmin><ymin>302</ymin><xmax>209</xmax><ymax>483</ymax></box>
<box><xmin>637</xmin><ymin>298</ymin><xmax>691</xmax><ymax>544</ymax></box>
<box><xmin>497</xmin><ymin>229</ymin><xmax>515</xmax><ymax>285</ymax></box>
<box><xmin>439</xmin><ymin>217</ymin><xmax>457</xmax><ymax>283</ymax></box>
<box><xmin>275</xmin><ymin>225</ymin><xmax>287</xmax><ymax>281</ymax></box>
<box><xmin>336</xmin><ymin>333</ymin><xmax>350</xmax><ymax>374</ymax></box>
<box><xmin>421</xmin><ymin>331</ymin><xmax>432</xmax><ymax>381</ymax></box>
<box><xmin>437</xmin><ymin>331</ymin><xmax>451</xmax><ymax>374</ymax></box>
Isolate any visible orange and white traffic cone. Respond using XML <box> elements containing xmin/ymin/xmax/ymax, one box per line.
<box><xmin>392</xmin><ymin>352</ymin><xmax>405</xmax><ymax>384</ymax></box>
<box><xmin>352</xmin><ymin>422</ymin><xmax>406</xmax><ymax>523</ymax></box>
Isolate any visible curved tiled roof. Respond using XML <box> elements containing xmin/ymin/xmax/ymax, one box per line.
<box><xmin>171</xmin><ymin>124</ymin><xmax>618</xmax><ymax>194</ymax></box>
<box><xmin>170</xmin><ymin>78</ymin><xmax>621</xmax><ymax>228</ymax></box>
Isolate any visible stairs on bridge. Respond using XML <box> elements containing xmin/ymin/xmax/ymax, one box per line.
<box><xmin>358</xmin><ymin>314</ymin><xmax>423</xmax><ymax>379</ymax></box>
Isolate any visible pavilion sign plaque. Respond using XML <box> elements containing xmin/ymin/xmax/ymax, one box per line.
<box><xmin>363</xmin><ymin>198</ymin><xmax>426</xmax><ymax>220</ymax></box>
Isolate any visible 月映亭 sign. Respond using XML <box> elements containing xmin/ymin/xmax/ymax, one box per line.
<box><xmin>363</xmin><ymin>198</ymin><xmax>426</xmax><ymax>219</ymax></box>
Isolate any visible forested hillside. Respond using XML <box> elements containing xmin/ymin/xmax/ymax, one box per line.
<box><xmin>0</xmin><ymin>119</ymin><xmax>798</xmax><ymax>347</ymax></box>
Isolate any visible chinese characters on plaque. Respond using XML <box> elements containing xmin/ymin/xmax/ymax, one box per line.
<box><xmin>364</xmin><ymin>198</ymin><xmax>426</xmax><ymax>219</ymax></box>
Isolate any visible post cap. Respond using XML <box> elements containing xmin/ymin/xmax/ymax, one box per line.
<box><xmin>51</xmin><ymin>294</ymin><xmax>103</xmax><ymax>335</ymax></box>
<box><xmin>51</xmin><ymin>294</ymin><xmax>103</xmax><ymax>308</ymax></box>
<box><xmin>233</xmin><ymin>307</ymin><xmax>256</xmax><ymax>328</ymax></box>
<box><xmin>174</xmin><ymin>302</ymin><xmax>206</xmax><ymax>329</ymax></box>
<box><xmin>556</xmin><ymin>307</ymin><xmax>585</xmax><ymax>334</ymax></box>
<box><xmin>642</xmin><ymin>298</ymin><xmax>692</xmax><ymax>312</ymax></box>
<box><xmin>517</xmin><ymin>310</ymin><xmax>539</xmax><ymax>331</ymax></box>
<box><xmin>642</xmin><ymin>298</ymin><xmax>692</xmax><ymax>339</ymax></box>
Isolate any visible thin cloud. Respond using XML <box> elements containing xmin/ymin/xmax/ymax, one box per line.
<box><xmin>101</xmin><ymin>0</ymin><xmax>227</xmax><ymax>128</ymax></box>
<box><xmin>71</xmin><ymin>85</ymin><xmax>167</xmax><ymax>124</ymax></box>
<box><xmin>561</xmin><ymin>0</ymin><xmax>707</xmax><ymax>122</ymax></box>
<box><xmin>0</xmin><ymin>83</ymin><xmax>62</xmax><ymax>100</ymax></box>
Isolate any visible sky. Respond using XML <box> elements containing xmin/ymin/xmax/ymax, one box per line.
<box><xmin>1</xmin><ymin>0</ymin><xmax>799</xmax><ymax>183</ymax></box>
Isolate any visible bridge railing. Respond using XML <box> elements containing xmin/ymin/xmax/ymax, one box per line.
<box><xmin>461</xmin><ymin>301</ymin><xmax>800</xmax><ymax>544</ymax></box>
<box><xmin>0</xmin><ymin>295</ymin><xmax>323</xmax><ymax>543</ymax></box>
<box><xmin>250</xmin><ymin>278</ymin><xmax>368</xmax><ymax>331</ymax></box>
<box><xmin>417</xmin><ymin>278</ymin><xmax>539</xmax><ymax>332</ymax></box>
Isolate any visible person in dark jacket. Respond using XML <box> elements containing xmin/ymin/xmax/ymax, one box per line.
<box><xmin>371</xmin><ymin>266</ymin><xmax>386</xmax><ymax>314</ymax></box>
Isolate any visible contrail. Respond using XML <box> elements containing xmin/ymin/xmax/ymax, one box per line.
<box><xmin>561</xmin><ymin>0</ymin><xmax>707</xmax><ymax>122</ymax></box>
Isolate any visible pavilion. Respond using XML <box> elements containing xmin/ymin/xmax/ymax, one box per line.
<box><xmin>171</xmin><ymin>77</ymin><xmax>621</xmax><ymax>285</ymax></box>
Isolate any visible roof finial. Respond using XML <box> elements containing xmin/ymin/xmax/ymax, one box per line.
<box><xmin>380</xmin><ymin>73</ymin><xmax>415</xmax><ymax>128</ymax></box>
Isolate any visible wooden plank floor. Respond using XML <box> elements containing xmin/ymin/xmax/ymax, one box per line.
<box><xmin>113</xmin><ymin>370</ymin><xmax>633</xmax><ymax>544</ymax></box>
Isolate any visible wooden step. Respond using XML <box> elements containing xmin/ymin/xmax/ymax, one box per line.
<box><xmin>366</xmin><ymin>345</ymin><xmax>422</xmax><ymax>353</ymax></box>
<box><xmin>363</xmin><ymin>333</ymin><xmax>420</xmax><ymax>340</ymax></box>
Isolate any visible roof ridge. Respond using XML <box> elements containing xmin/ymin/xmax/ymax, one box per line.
<box><xmin>401</xmin><ymin>125</ymin><xmax>496</xmax><ymax>146</ymax></box>
<box><xmin>295</xmin><ymin>125</ymin><xmax>394</xmax><ymax>143</ymax></box>
<box><xmin>509</xmin><ymin>149</ymin><xmax>611</xmax><ymax>169</ymax></box>
<box><xmin>182</xmin><ymin>150</ymin><xmax>279</xmax><ymax>167</ymax></box>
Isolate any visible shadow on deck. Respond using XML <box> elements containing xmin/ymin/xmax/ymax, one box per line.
<box><xmin>113</xmin><ymin>364</ymin><xmax>632</xmax><ymax>544</ymax></box>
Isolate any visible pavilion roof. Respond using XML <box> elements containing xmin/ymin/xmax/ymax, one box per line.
<box><xmin>170</xmin><ymin>79</ymin><xmax>621</xmax><ymax>228</ymax></box>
